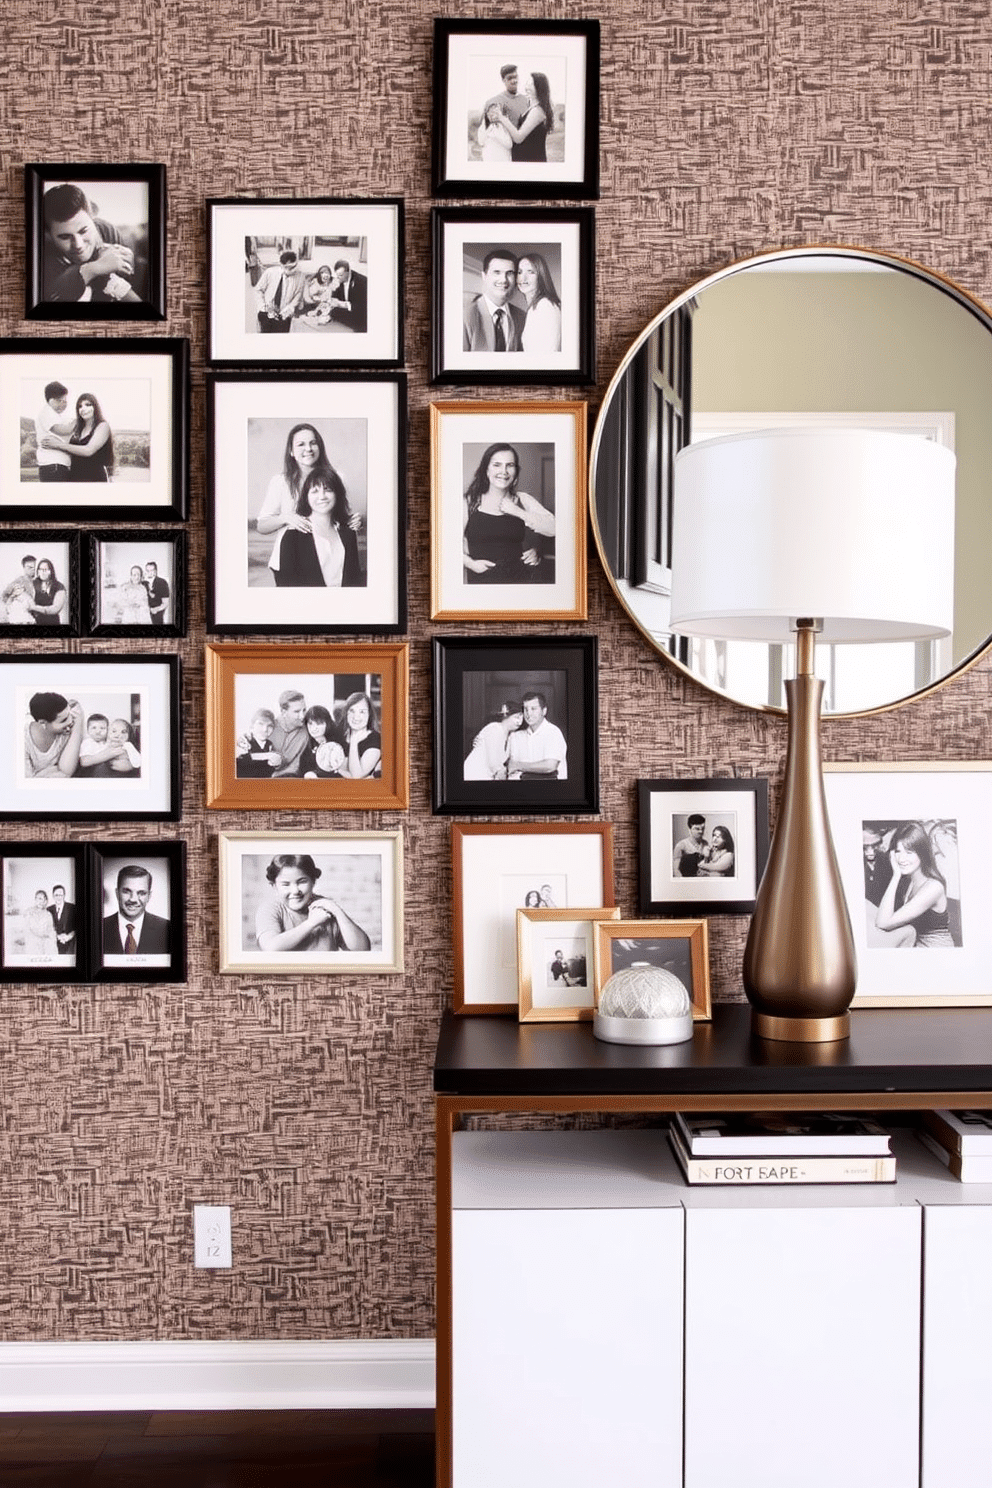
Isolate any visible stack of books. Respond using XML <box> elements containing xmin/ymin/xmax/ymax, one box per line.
<box><xmin>669</xmin><ymin>1111</ymin><xmax>896</xmax><ymax>1186</ymax></box>
<box><xmin>919</xmin><ymin>1110</ymin><xmax>992</xmax><ymax>1181</ymax></box>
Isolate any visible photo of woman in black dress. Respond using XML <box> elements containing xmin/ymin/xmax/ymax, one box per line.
<box><xmin>462</xmin><ymin>442</ymin><xmax>555</xmax><ymax>585</ymax></box>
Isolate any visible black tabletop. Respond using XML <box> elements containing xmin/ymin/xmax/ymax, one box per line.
<box><xmin>433</xmin><ymin>1004</ymin><xmax>992</xmax><ymax>1098</ymax></box>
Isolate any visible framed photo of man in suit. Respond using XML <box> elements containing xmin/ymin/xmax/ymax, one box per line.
<box><xmin>90</xmin><ymin>842</ymin><xmax>186</xmax><ymax>981</ymax></box>
<box><xmin>431</xmin><ymin>207</ymin><xmax>595</xmax><ymax>385</ymax></box>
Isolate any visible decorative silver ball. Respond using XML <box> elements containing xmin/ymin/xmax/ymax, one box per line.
<box><xmin>594</xmin><ymin>963</ymin><xmax>694</xmax><ymax>1045</ymax></box>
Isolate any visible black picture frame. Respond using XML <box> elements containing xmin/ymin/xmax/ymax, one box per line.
<box><xmin>0</xmin><ymin>336</ymin><xmax>189</xmax><ymax>522</ymax></box>
<box><xmin>25</xmin><ymin>163</ymin><xmax>166</xmax><ymax>321</ymax></box>
<box><xmin>87</xmin><ymin>841</ymin><xmax>186</xmax><ymax>982</ymax></box>
<box><xmin>0</xmin><ymin>530</ymin><xmax>81</xmax><ymax>636</ymax></box>
<box><xmin>206</xmin><ymin>371</ymin><xmax>407</xmax><ymax>635</ymax></box>
<box><xmin>430</xmin><ymin>206</ymin><xmax>595</xmax><ymax>386</ymax></box>
<box><xmin>433</xmin><ymin>634</ymin><xmax>599</xmax><ymax>815</ymax></box>
<box><xmin>4</xmin><ymin>654</ymin><xmax>181</xmax><ymax>822</ymax></box>
<box><xmin>86</xmin><ymin>529</ymin><xmax>187</xmax><ymax>637</ymax></box>
<box><xmin>431</xmin><ymin>19</ymin><xmax>600</xmax><ymax>200</ymax></box>
<box><xmin>0</xmin><ymin>841</ymin><xmax>89</xmax><ymax>982</ymax></box>
<box><xmin>637</xmin><ymin>778</ymin><xmax>770</xmax><ymax>916</ymax></box>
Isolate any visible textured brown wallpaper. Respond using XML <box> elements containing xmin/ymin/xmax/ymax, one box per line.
<box><xmin>2</xmin><ymin>0</ymin><xmax>992</xmax><ymax>1340</ymax></box>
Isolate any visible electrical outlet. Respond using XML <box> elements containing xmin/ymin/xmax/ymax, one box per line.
<box><xmin>193</xmin><ymin>1204</ymin><xmax>232</xmax><ymax>1268</ymax></box>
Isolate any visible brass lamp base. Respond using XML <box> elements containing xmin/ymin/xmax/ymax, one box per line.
<box><xmin>753</xmin><ymin>1011</ymin><xmax>850</xmax><ymax>1044</ymax></box>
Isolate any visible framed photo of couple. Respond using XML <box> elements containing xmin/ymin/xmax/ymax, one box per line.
<box><xmin>205</xmin><ymin>642</ymin><xmax>409</xmax><ymax>811</ymax></box>
<box><xmin>638</xmin><ymin>778</ymin><xmax>770</xmax><ymax>916</ymax></box>
<box><xmin>431</xmin><ymin>20</ymin><xmax>600</xmax><ymax>199</ymax></box>
<box><xmin>0</xmin><ymin>337</ymin><xmax>189</xmax><ymax>522</ymax></box>
<box><xmin>431</xmin><ymin>206</ymin><xmax>595</xmax><ymax>385</ymax></box>
<box><xmin>430</xmin><ymin>400</ymin><xmax>587</xmax><ymax>621</ymax></box>
<box><xmin>206</xmin><ymin>372</ymin><xmax>406</xmax><ymax>635</ymax></box>
<box><xmin>206</xmin><ymin>197</ymin><xmax>404</xmax><ymax>366</ymax></box>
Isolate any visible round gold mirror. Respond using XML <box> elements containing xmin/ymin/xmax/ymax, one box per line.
<box><xmin>590</xmin><ymin>246</ymin><xmax>992</xmax><ymax>715</ymax></box>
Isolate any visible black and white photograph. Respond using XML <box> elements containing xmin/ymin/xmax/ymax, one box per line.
<box><xmin>205</xmin><ymin>643</ymin><xmax>408</xmax><ymax>811</ymax></box>
<box><xmin>25</xmin><ymin>163</ymin><xmax>166</xmax><ymax>320</ymax></box>
<box><xmin>430</xmin><ymin>401</ymin><xmax>586</xmax><ymax>620</ymax></box>
<box><xmin>431</xmin><ymin>207</ymin><xmax>595</xmax><ymax>384</ymax></box>
<box><xmin>593</xmin><ymin>919</ymin><xmax>713</xmax><ymax>1021</ymax></box>
<box><xmin>823</xmin><ymin>763</ymin><xmax>992</xmax><ymax>1007</ymax></box>
<box><xmin>0</xmin><ymin>533</ymin><xmax>79</xmax><ymax>635</ymax></box>
<box><xmin>0</xmin><ymin>338</ymin><xmax>188</xmax><ymax>522</ymax></box>
<box><xmin>207</xmin><ymin>373</ymin><xmax>405</xmax><ymax>633</ymax></box>
<box><xmin>0</xmin><ymin>847</ymin><xmax>84</xmax><ymax>977</ymax></box>
<box><xmin>433</xmin><ymin>636</ymin><xmax>598</xmax><ymax>815</ymax></box>
<box><xmin>452</xmin><ymin>822</ymin><xmax>615</xmax><ymax>1012</ymax></box>
<box><xmin>0</xmin><ymin>656</ymin><xmax>180</xmax><ymax>821</ymax></box>
<box><xmin>218</xmin><ymin>831</ymin><xmax>403</xmax><ymax>974</ymax></box>
<box><xmin>638</xmin><ymin>778</ymin><xmax>769</xmax><ymax>915</ymax></box>
<box><xmin>207</xmin><ymin>199</ymin><xmax>403</xmax><ymax>365</ymax></box>
<box><xmin>91</xmin><ymin>842</ymin><xmax>186</xmax><ymax>982</ymax></box>
<box><xmin>515</xmin><ymin>906</ymin><xmax>619</xmax><ymax>1023</ymax></box>
<box><xmin>431</xmin><ymin>20</ymin><xmax>599</xmax><ymax>199</ymax></box>
<box><xmin>88</xmin><ymin>531</ymin><xmax>185</xmax><ymax>636</ymax></box>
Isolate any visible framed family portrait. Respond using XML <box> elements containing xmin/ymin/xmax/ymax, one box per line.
<box><xmin>592</xmin><ymin>919</ymin><xmax>713</xmax><ymax>1022</ymax></box>
<box><xmin>86</xmin><ymin>530</ymin><xmax>186</xmax><ymax>637</ymax></box>
<box><xmin>25</xmin><ymin>163</ymin><xmax>167</xmax><ymax>321</ymax></box>
<box><xmin>89</xmin><ymin>841</ymin><xmax>186</xmax><ymax>982</ymax></box>
<box><xmin>430</xmin><ymin>400</ymin><xmax>587</xmax><ymax>621</ymax></box>
<box><xmin>823</xmin><ymin>761</ymin><xmax>992</xmax><ymax>1008</ymax></box>
<box><xmin>206</xmin><ymin>197</ymin><xmax>404</xmax><ymax>366</ymax></box>
<box><xmin>516</xmin><ymin>906</ymin><xmax>619</xmax><ymax>1023</ymax></box>
<box><xmin>0</xmin><ymin>842</ymin><xmax>88</xmax><ymax>981</ymax></box>
<box><xmin>430</xmin><ymin>206</ymin><xmax>595</xmax><ymax>385</ymax></box>
<box><xmin>0</xmin><ymin>531</ymin><xmax>80</xmax><ymax>636</ymax></box>
<box><xmin>431</xmin><ymin>19</ymin><xmax>600</xmax><ymax>199</ymax></box>
<box><xmin>218</xmin><ymin>831</ymin><xmax>403</xmax><ymax>975</ymax></box>
<box><xmin>2</xmin><ymin>655</ymin><xmax>180</xmax><ymax>821</ymax></box>
<box><xmin>206</xmin><ymin>372</ymin><xmax>406</xmax><ymax>634</ymax></box>
<box><xmin>433</xmin><ymin>635</ymin><xmax>598</xmax><ymax>816</ymax></box>
<box><xmin>638</xmin><ymin>778</ymin><xmax>770</xmax><ymax>916</ymax></box>
<box><xmin>205</xmin><ymin>642</ymin><xmax>409</xmax><ymax>811</ymax></box>
<box><xmin>452</xmin><ymin>822</ymin><xmax>615</xmax><ymax>1013</ymax></box>
<box><xmin>0</xmin><ymin>337</ymin><xmax>189</xmax><ymax>522</ymax></box>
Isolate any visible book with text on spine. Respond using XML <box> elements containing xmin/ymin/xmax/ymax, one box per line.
<box><xmin>672</xmin><ymin>1110</ymin><xmax>891</xmax><ymax>1157</ymax></box>
<box><xmin>669</xmin><ymin>1130</ymin><xmax>896</xmax><ymax>1185</ymax></box>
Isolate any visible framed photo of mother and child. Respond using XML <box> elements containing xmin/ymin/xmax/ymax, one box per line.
<box><xmin>204</xmin><ymin>642</ymin><xmax>409</xmax><ymax>811</ymax></box>
<box><xmin>430</xmin><ymin>400</ymin><xmax>587</xmax><ymax>622</ymax></box>
<box><xmin>431</xmin><ymin>19</ymin><xmax>600</xmax><ymax>199</ymax></box>
<box><xmin>206</xmin><ymin>373</ymin><xmax>406</xmax><ymax>634</ymax></box>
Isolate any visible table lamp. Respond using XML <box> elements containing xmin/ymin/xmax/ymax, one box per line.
<box><xmin>670</xmin><ymin>428</ymin><xmax>956</xmax><ymax>1042</ymax></box>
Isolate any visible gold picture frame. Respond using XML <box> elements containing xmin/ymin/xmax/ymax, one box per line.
<box><xmin>592</xmin><ymin>918</ymin><xmax>713</xmax><ymax>1021</ymax></box>
<box><xmin>517</xmin><ymin>905</ymin><xmax>620</xmax><ymax>1022</ymax></box>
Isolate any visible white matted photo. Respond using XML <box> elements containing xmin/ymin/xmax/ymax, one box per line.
<box><xmin>99</xmin><ymin>854</ymin><xmax>173</xmax><ymax>969</ymax></box>
<box><xmin>516</xmin><ymin>905</ymin><xmax>619</xmax><ymax>1022</ymax></box>
<box><xmin>824</xmin><ymin>762</ymin><xmax>992</xmax><ymax>1006</ymax></box>
<box><xmin>207</xmin><ymin>198</ymin><xmax>403</xmax><ymax>365</ymax></box>
<box><xmin>430</xmin><ymin>400</ymin><xmax>586</xmax><ymax>619</ymax></box>
<box><xmin>207</xmin><ymin>373</ymin><xmax>405</xmax><ymax>633</ymax></box>
<box><xmin>1</xmin><ymin>853</ymin><xmax>79</xmax><ymax>970</ymax></box>
<box><xmin>218</xmin><ymin>831</ymin><xmax>403</xmax><ymax>975</ymax></box>
<box><xmin>638</xmin><ymin>778</ymin><xmax>769</xmax><ymax>916</ymax></box>
<box><xmin>92</xmin><ymin>535</ymin><xmax>178</xmax><ymax>630</ymax></box>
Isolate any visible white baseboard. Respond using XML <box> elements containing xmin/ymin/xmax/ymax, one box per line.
<box><xmin>0</xmin><ymin>1339</ymin><xmax>436</xmax><ymax>1411</ymax></box>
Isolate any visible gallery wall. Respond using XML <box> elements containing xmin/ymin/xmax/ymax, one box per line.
<box><xmin>2</xmin><ymin>0</ymin><xmax>991</xmax><ymax>1340</ymax></box>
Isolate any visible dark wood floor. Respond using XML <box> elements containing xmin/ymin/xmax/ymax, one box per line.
<box><xmin>0</xmin><ymin>1410</ymin><xmax>435</xmax><ymax>1486</ymax></box>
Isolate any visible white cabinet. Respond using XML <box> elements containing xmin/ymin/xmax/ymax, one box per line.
<box><xmin>922</xmin><ymin>1199</ymin><xmax>992</xmax><ymax>1487</ymax></box>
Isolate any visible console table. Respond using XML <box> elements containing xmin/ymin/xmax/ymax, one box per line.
<box><xmin>434</xmin><ymin>1004</ymin><xmax>992</xmax><ymax>1488</ymax></box>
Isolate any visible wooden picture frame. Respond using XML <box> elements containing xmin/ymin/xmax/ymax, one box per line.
<box><xmin>0</xmin><ymin>336</ymin><xmax>189</xmax><ymax>522</ymax></box>
<box><xmin>431</xmin><ymin>19</ymin><xmax>600</xmax><ymax>200</ymax></box>
<box><xmin>430</xmin><ymin>399</ymin><xmax>587</xmax><ymax>621</ymax></box>
<box><xmin>86</xmin><ymin>529</ymin><xmax>186</xmax><ymax>637</ymax></box>
<box><xmin>433</xmin><ymin>635</ymin><xmax>598</xmax><ymax>816</ymax></box>
<box><xmin>516</xmin><ymin>905</ymin><xmax>620</xmax><ymax>1022</ymax></box>
<box><xmin>206</xmin><ymin>372</ymin><xmax>406</xmax><ymax>634</ymax></box>
<box><xmin>218</xmin><ymin>830</ymin><xmax>404</xmax><ymax>975</ymax></box>
<box><xmin>452</xmin><ymin>822</ymin><xmax>615</xmax><ymax>1013</ymax></box>
<box><xmin>88</xmin><ymin>841</ymin><xmax>186</xmax><ymax>982</ymax></box>
<box><xmin>593</xmin><ymin>918</ymin><xmax>713</xmax><ymax>1022</ymax></box>
<box><xmin>638</xmin><ymin>778</ymin><xmax>770</xmax><ymax>916</ymax></box>
<box><xmin>25</xmin><ymin>163</ymin><xmax>166</xmax><ymax>321</ymax></box>
<box><xmin>0</xmin><ymin>531</ymin><xmax>81</xmax><ymax>636</ymax></box>
<box><xmin>205</xmin><ymin>642</ymin><xmax>409</xmax><ymax>811</ymax></box>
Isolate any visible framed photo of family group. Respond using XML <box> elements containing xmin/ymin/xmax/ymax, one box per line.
<box><xmin>0</xmin><ymin>337</ymin><xmax>189</xmax><ymax>522</ymax></box>
<box><xmin>431</xmin><ymin>207</ymin><xmax>595</xmax><ymax>385</ymax></box>
<box><xmin>0</xmin><ymin>839</ymin><xmax>186</xmax><ymax>983</ymax></box>
<box><xmin>206</xmin><ymin>372</ymin><xmax>406</xmax><ymax>634</ymax></box>
<box><xmin>204</xmin><ymin>642</ymin><xmax>409</xmax><ymax>811</ymax></box>
<box><xmin>430</xmin><ymin>400</ymin><xmax>587</xmax><ymax>621</ymax></box>
<box><xmin>431</xmin><ymin>19</ymin><xmax>600</xmax><ymax>199</ymax></box>
<box><xmin>206</xmin><ymin>197</ymin><xmax>404</xmax><ymax>366</ymax></box>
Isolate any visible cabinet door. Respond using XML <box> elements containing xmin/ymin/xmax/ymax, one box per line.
<box><xmin>452</xmin><ymin>1207</ymin><xmax>684</xmax><ymax>1488</ymax></box>
<box><xmin>922</xmin><ymin>1203</ymin><xmax>992</xmax><ymax>1488</ymax></box>
<box><xmin>684</xmin><ymin>1204</ymin><xmax>921</xmax><ymax>1488</ymax></box>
